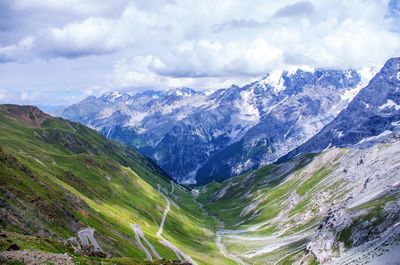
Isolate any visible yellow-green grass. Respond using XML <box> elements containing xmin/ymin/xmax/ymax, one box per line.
<box><xmin>0</xmin><ymin>107</ymin><xmax>231</xmax><ymax>264</ymax></box>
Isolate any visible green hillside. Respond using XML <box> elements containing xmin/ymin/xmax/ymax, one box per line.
<box><xmin>1</xmin><ymin>104</ymin><xmax>399</xmax><ymax>265</ymax></box>
<box><xmin>0</xmin><ymin>105</ymin><xmax>231</xmax><ymax>265</ymax></box>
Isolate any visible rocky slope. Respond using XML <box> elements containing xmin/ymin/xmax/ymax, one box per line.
<box><xmin>280</xmin><ymin>57</ymin><xmax>400</xmax><ymax>162</ymax></box>
<box><xmin>63</xmin><ymin>68</ymin><xmax>375</xmax><ymax>184</ymax></box>
<box><xmin>195</xmin><ymin>57</ymin><xmax>400</xmax><ymax>264</ymax></box>
<box><xmin>198</xmin><ymin>132</ymin><xmax>400</xmax><ymax>265</ymax></box>
<box><xmin>0</xmin><ymin>104</ymin><xmax>231</xmax><ymax>265</ymax></box>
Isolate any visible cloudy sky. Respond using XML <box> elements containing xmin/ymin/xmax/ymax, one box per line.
<box><xmin>0</xmin><ymin>0</ymin><xmax>399</xmax><ymax>106</ymax></box>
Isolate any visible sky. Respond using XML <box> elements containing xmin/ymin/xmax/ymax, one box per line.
<box><xmin>0</xmin><ymin>0</ymin><xmax>399</xmax><ymax>106</ymax></box>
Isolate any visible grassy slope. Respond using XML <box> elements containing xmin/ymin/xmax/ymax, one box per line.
<box><xmin>0</xmin><ymin>105</ymin><xmax>230</xmax><ymax>265</ymax></box>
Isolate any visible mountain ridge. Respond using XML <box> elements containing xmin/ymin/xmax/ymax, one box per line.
<box><xmin>63</xmin><ymin>66</ymin><xmax>376</xmax><ymax>184</ymax></box>
<box><xmin>279</xmin><ymin>57</ymin><xmax>400</xmax><ymax>163</ymax></box>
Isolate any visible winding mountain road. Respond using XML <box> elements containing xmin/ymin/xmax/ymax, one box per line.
<box><xmin>131</xmin><ymin>224</ymin><xmax>161</xmax><ymax>260</ymax></box>
<box><xmin>156</xmin><ymin>183</ymin><xmax>198</xmax><ymax>265</ymax></box>
<box><xmin>78</xmin><ymin>228</ymin><xmax>102</xmax><ymax>252</ymax></box>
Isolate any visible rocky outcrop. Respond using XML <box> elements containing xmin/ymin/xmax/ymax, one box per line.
<box><xmin>280</xmin><ymin>57</ymin><xmax>400</xmax><ymax>163</ymax></box>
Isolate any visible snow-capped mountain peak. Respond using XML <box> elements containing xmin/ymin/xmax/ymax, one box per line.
<box><xmin>63</xmin><ymin>65</ymin><xmax>379</xmax><ymax>184</ymax></box>
<box><xmin>260</xmin><ymin>70</ymin><xmax>286</xmax><ymax>93</ymax></box>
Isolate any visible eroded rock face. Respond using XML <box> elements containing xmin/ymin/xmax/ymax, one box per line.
<box><xmin>351</xmin><ymin>201</ymin><xmax>400</xmax><ymax>247</ymax></box>
<box><xmin>307</xmin><ymin>200</ymin><xmax>400</xmax><ymax>264</ymax></box>
<box><xmin>282</xmin><ymin>57</ymin><xmax>400</xmax><ymax>163</ymax></box>
<box><xmin>305</xmin><ymin>142</ymin><xmax>400</xmax><ymax>264</ymax></box>
<box><xmin>0</xmin><ymin>105</ymin><xmax>50</xmax><ymax>128</ymax></box>
<box><xmin>205</xmin><ymin>133</ymin><xmax>400</xmax><ymax>265</ymax></box>
<box><xmin>307</xmin><ymin>205</ymin><xmax>353</xmax><ymax>263</ymax></box>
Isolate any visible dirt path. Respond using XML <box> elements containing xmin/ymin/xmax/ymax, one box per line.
<box><xmin>156</xmin><ymin>183</ymin><xmax>198</xmax><ymax>265</ymax></box>
<box><xmin>156</xmin><ymin>185</ymin><xmax>170</xmax><ymax>238</ymax></box>
<box><xmin>131</xmin><ymin>224</ymin><xmax>161</xmax><ymax>260</ymax></box>
<box><xmin>78</xmin><ymin>228</ymin><xmax>102</xmax><ymax>252</ymax></box>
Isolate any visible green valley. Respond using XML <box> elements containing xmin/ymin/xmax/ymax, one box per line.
<box><xmin>0</xmin><ymin>105</ymin><xmax>231</xmax><ymax>265</ymax></box>
<box><xmin>0</xmin><ymin>104</ymin><xmax>399</xmax><ymax>265</ymax></box>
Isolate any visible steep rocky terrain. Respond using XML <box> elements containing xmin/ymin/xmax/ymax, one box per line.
<box><xmin>198</xmin><ymin>133</ymin><xmax>400</xmax><ymax>264</ymax></box>
<box><xmin>194</xmin><ymin>57</ymin><xmax>400</xmax><ymax>265</ymax></box>
<box><xmin>63</xmin><ymin>68</ymin><xmax>375</xmax><ymax>184</ymax></box>
<box><xmin>281</xmin><ymin>57</ymin><xmax>400</xmax><ymax>162</ymax></box>
<box><xmin>0</xmin><ymin>105</ymin><xmax>231</xmax><ymax>265</ymax></box>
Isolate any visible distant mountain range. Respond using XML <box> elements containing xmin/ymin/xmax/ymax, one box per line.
<box><xmin>63</xmin><ymin>67</ymin><xmax>377</xmax><ymax>184</ymax></box>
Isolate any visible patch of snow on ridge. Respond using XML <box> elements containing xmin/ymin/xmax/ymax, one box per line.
<box><xmin>261</xmin><ymin>70</ymin><xmax>285</xmax><ymax>93</ymax></box>
<box><xmin>341</xmin><ymin>66</ymin><xmax>378</xmax><ymax>103</ymax></box>
<box><xmin>103</xmin><ymin>91</ymin><xmax>124</xmax><ymax>102</ymax></box>
<box><xmin>359</xmin><ymin>65</ymin><xmax>378</xmax><ymax>86</ymax></box>
<box><xmin>236</xmin><ymin>90</ymin><xmax>260</xmax><ymax>122</ymax></box>
<box><xmin>126</xmin><ymin>111</ymin><xmax>148</xmax><ymax>127</ymax></box>
<box><xmin>357</xmin><ymin>130</ymin><xmax>392</xmax><ymax>144</ymax></box>
<box><xmin>99</xmin><ymin>108</ymin><xmax>114</xmax><ymax>119</ymax></box>
<box><xmin>379</xmin><ymin>99</ymin><xmax>400</xmax><ymax>111</ymax></box>
<box><xmin>340</xmin><ymin>86</ymin><xmax>363</xmax><ymax>102</ymax></box>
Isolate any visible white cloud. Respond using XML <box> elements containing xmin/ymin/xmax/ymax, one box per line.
<box><xmin>13</xmin><ymin>0</ymin><xmax>127</xmax><ymax>16</ymax></box>
<box><xmin>0</xmin><ymin>37</ymin><xmax>34</xmax><ymax>62</ymax></box>
<box><xmin>0</xmin><ymin>0</ymin><xmax>400</xmax><ymax>104</ymax></box>
<box><xmin>37</xmin><ymin>3</ymin><xmax>160</xmax><ymax>58</ymax></box>
<box><xmin>147</xmin><ymin>39</ymin><xmax>284</xmax><ymax>78</ymax></box>
<box><xmin>307</xmin><ymin>20</ymin><xmax>400</xmax><ymax>69</ymax></box>
<box><xmin>273</xmin><ymin>1</ymin><xmax>315</xmax><ymax>18</ymax></box>
<box><xmin>110</xmin><ymin>55</ymin><xmax>255</xmax><ymax>90</ymax></box>
<box><xmin>109</xmin><ymin>11</ymin><xmax>400</xmax><ymax>90</ymax></box>
<box><xmin>0</xmin><ymin>89</ymin><xmax>10</xmax><ymax>100</ymax></box>
<box><xmin>19</xmin><ymin>90</ymin><xmax>40</xmax><ymax>101</ymax></box>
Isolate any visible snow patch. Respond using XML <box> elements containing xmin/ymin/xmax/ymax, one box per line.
<box><xmin>126</xmin><ymin>112</ymin><xmax>148</xmax><ymax>127</ymax></box>
<box><xmin>99</xmin><ymin>108</ymin><xmax>114</xmax><ymax>119</ymax></box>
<box><xmin>236</xmin><ymin>90</ymin><xmax>260</xmax><ymax>122</ymax></box>
<box><xmin>341</xmin><ymin>66</ymin><xmax>377</xmax><ymax>103</ymax></box>
<box><xmin>261</xmin><ymin>70</ymin><xmax>285</xmax><ymax>93</ymax></box>
<box><xmin>358</xmin><ymin>66</ymin><xmax>378</xmax><ymax>86</ymax></box>
<box><xmin>340</xmin><ymin>86</ymin><xmax>362</xmax><ymax>102</ymax></box>
<box><xmin>379</xmin><ymin>99</ymin><xmax>400</xmax><ymax>111</ymax></box>
<box><xmin>357</xmin><ymin>130</ymin><xmax>393</xmax><ymax>144</ymax></box>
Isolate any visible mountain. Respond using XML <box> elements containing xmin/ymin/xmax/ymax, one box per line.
<box><xmin>192</xmin><ymin>57</ymin><xmax>400</xmax><ymax>264</ymax></box>
<box><xmin>2</xmin><ymin>74</ymin><xmax>400</xmax><ymax>265</ymax></box>
<box><xmin>280</xmin><ymin>57</ymin><xmax>400</xmax><ymax>162</ymax></box>
<box><xmin>34</xmin><ymin>104</ymin><xmax>68</xmax><ymax>117</ymax></box>
<box><xmin>198</xmin><ymin>133</ymin><xmax>400</xmax><ymax>264</ymax></box>
<box><xmin>63</xmin><ymin>67</ymin><xmax>376</xmax><ymax>184</ymax></box>
<box><xmin>0</xmin><ymin>104</ymin><xmax>230</xmax><ymax>265</ymax></box>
